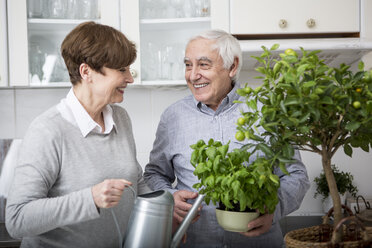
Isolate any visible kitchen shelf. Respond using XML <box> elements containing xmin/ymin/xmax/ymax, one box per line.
<box><xmin>141</xmin><ymin>80</ymin><xmax>186</xmax><ymax>86</ymax></box>
<box><xmin>28</xmin><ymin>18</ymin><xmax>100</xmax><ymax>32</ymax></box>
<box><xmin>140</xmin><ymin>17</ymin><xmax>210</xmax><ymax>30</ymax></box>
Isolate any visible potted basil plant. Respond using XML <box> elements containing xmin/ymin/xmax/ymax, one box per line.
<box><xmin>190</xmin><ymin>138</ymin><xmax>281</xmax><ymax>232</ymax></box>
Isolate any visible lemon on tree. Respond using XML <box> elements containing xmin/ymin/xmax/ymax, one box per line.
<box><xmin>235</xmin><ymin>131</ymin><xmax>245</xmax><ymax>141</ymax></box>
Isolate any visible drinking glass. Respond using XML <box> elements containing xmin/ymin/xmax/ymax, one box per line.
<box><xmin>171</xmin><ymin>0</ymin><xmax>184</xmax><ymax>18</ymax></box>
<box><xmin>48</xmin><ymin>0</ymin><xmax>66</xmax><ymax>19</ymax></box>
<box><xmin>27</xmin><ymin>0</ymin><xmax>43</xmax><ymax>18</ymax></box>
<box><xmin>29</xmin><ymin>43</ymin><xmax>45</xmax><ymax>84</ymax></box>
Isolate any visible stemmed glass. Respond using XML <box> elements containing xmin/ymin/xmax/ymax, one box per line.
<box><xmin>171</xmin><ymin>0</ymin><xmax>184</xmax><ymax>18</ymax></box>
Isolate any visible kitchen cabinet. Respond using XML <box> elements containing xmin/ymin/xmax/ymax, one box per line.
<box><xmin>120</xmin><ymin>0</ymin><xmax>228</xmax><ymax>85</ymax></box>
<box><xmin>7</xmin><ymin>0</ymin><xmax>120</xmax><ymax>86</ymax></box>
<box><xmin>230</xmin><ymin>0</ymin><xmax>359</xmax><ymax>36</ymax></box>
<box><xmin>6</xmin><ymin>0</ymin><xmax>228</xmax><ymax>87</ymax></box>
<box><xmin>0</xmin><ymin>0</ymin><xmax>7</xmax><ymax>87</ymax></box>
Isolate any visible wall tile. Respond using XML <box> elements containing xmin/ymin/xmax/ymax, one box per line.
<box><xmin>119</xmin><ymin>87</ymin><xmax>153</xmax><ymax>154</ymax></box>
<box><xmin>15</xmin><ymin>88</ymin><xmax>69</xmax><ymax>138</ymax></box>
<box><xmin>0</xmin><ymin>90</ymin><xmax>15</xmax><ymax>138</ymax></box>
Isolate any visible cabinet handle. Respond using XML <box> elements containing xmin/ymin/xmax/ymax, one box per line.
<box><xmin>130</xmin><ymin>69</ymin><xmax>137</xmax><ymax>78</ymax></box>
<box><xmin>307</xmin><ymin>18</ymin><xmax>316</xmax><ymax>28</ymax></box>
<box><xmin>278</xmin><ymin>19</ymin><xmax>287</xmax><ymax>28</ymax></box>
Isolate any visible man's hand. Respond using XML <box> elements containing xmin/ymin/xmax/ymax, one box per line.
<box><xmin>91</xmin><ymin>179</ymin><xmax>133</xmax><ymax>208</ymax></box>
<box><xmin>240</xmin><ymin>213</ymin><xmax>274</xmax><ymax>237</ymax></box>
<box><xmin>173</xmin><ymin>190</ymin><xmax>201</xmax><ymax>225</ymax></box>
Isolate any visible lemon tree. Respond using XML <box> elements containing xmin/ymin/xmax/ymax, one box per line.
<box><xmin>236</xmin><ymin>44</ymin><xmax>372</xmax><ymax>228</ymax></box>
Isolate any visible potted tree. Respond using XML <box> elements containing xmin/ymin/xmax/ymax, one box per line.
<box><xmin>235</xmin><ymin>44</ymin><xmax>372</xmax><ymax>245</ymax></box>
<box><xmin>190</xmin><ymin>138</ymin><xmax>280</xmax><ymax>232</ymax></box>
<box><xmin>314</xmin><ymin>164</ymin><xmax>358</xmax><ymax>213</ymax></box>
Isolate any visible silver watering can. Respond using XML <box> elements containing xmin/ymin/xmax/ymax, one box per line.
<box><xmin>120</xmin><ymin>186</ymin><xmax>204</xmax><ymax>248</ymax></box>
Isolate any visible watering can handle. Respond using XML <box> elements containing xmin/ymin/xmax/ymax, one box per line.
<box><xmin>111</xmin><ymin>184</ymin><xmax>136</xmax><ymax>248</ymax></box>
<box><xmin>170</xmin><ymin>194</ymin><xmax>205</xmax><ymax>248</ymax></box>
<box><xmin>125</xmin><ymin>184</ymin><xmax>136</xmax><ymax>197</ymax></box>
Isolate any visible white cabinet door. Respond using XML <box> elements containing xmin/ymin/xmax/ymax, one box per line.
<box><xmin>0</xmin><ymin>0</ymin><xmax>7</xmax><ymax>87</ymax></box>
<box><xmin>121</xmin><ymin>0</ymin><xmax>214</xmax><ymax>85</ymax></box>
<box><xmin>7</xmin><ymin>0</ymin><xmax>120</xmax><ymax>86</ymax></box>
<box><xmin>230</xmin><ymin>0</ymin><xmax>359</xmax><ymax>35</ymax></box>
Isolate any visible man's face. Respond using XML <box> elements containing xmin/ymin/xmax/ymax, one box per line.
<box><xmin>184</xmin><ymin>38</ymin><xmax>236</xmax><ymax>111</ymax></box>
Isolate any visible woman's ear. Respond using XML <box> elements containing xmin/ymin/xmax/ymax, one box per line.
<box><xmin>229</xmin><ymin>57</ymin><xmax>239</xmax><ymax>78</ymax></box>
<box><xmin>79</xmin><ymin>63</ymin><xmax>91</xmax><ymax>82</ymax></box>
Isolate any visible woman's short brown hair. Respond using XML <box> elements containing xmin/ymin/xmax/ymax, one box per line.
<box><xmin>61</xmin><ymin>21</ymin><xmax>136</xmax><ymax>85</ymax></box>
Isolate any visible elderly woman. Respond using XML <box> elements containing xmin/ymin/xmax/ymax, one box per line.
<box><xmin>6</xmin><ymin>21</ymin><xmax>150</xmax><ymax>247</ymax></box>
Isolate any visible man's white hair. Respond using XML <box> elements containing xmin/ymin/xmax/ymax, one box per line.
<box><xmin>188</xmin><ymin>29</ymin><xmax>242</xmax><ymax>82</ymax></box>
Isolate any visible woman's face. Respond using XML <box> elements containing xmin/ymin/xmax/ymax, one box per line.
<box><xmin>90</xmin><ymin>66</ymin><xmax>134</xmax><ymax>105</ymax></box>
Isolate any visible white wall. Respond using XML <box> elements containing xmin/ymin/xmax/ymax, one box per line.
<box><xmin>0</xmin><ymin>68</ymin><xmax>371</xmax><ymax>216</ymax></box>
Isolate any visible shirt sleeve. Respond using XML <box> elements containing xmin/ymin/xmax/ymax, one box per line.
<box><xmin>5</xmin><ymin>121</ymin><xmax>99</xmax><ymax>239</ymax></box>
<box><xmin>273</xmin><ymin>148</ymin><xmax>310</xmax><ymax>223</ymax></box>
<box><xmin>144</xmin><ymin>112</ymin><xmax>177</xmax><ymax>194</ymax></box>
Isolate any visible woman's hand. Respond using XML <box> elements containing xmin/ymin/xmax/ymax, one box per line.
<box><xmin>240</xmin><ymin>213</ymin><xmax>274</xmax><ymax>237</ymax></box>
<box><xmin>91</xmin><ymin>179</ymin><xmax>133</xmax><ymax>208</ymax></box>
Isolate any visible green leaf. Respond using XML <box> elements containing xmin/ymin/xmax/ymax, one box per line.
<box><xmin>319</xmin><ymin>96</ymin><xmax>333</xmax><ymax>105</ymax></box>
<box><xmin>190</xmin><ymin>150</ymin><xmax>198</xmax><ymax>167</ymax></box>
<box><xmin>345</xmin><ymin>121</ymin><xmax>361</xmax><ymax>131</ymax></box>
<box><xmin>206</xmin><ymin>146</ymin><xmax>217</xmax><ymax>160</ymax></box>
<box><xmin>257</xmin><ymin>143</ymin><xmax>275</xmax><ymax>157</ymax></box>
<box><xmin>302</xmin><ymin>81</ymin><xmax>316</xmax><ymax>88</ymax></box>
<box><xmin>232</xmin><ymin>181</ymin><xmax>241</xmax><ymax>197</ymax></box>
<box><xmin>217</xmin><ymin>144</ymin><xmax>229</xmax><ymax>158</ymax></box>
<box><xmin>358</xmin><ymin>61</ymin><xmax>364</xmax><ymax>71</ymax></box>
<box><xmin>269</xmin><ymin>174</ymin><xmax>279</xmax><ymax>185</ymax></box>
<box><xmin>280</xmin><ymin>100</ymin><xmax>287</xmax><ymax>114</ymax></box>
<box><xmin>296</xmin><ymin>64</ymin><xmax>308</xmax><ymax>76</ymax></box>
<box><xmin>238</xmin><ymin>190</ymin><xmax>247</xmax><ymax>211</ymax></box>
<box><xmin>270</xmin><ymin>44</ymin><xmax>280</xmax><ymax>51</ymax></box>
<box><xmin>248</xmin><ymin>99</ymin><xmax>257</xmax><ymax>110</ymax></box>
<box><xmin>205</xmin><ymin>175</ymin><xmax>215</xmax><ymax>187</ymax></box>
<box><xmin>213</xmin><ymin>155</ymin><xmax>221</xmax><ymax>173</ymax></box>
<box><xmin>284</xmin><ymin>96</ymin><xmax>300</xmax><ymax>106</ymax></box>
<box><xmin>344</xmin><ymin>144</ymin><xmax>353</xmax><ymax>158</ymax></box>
<box><xmin>279</xmin><ymin>162</ymin><xmax>289</xmax><ymax>175</ymax></box>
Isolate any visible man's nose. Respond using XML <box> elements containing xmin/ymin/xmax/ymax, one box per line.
<box><xmin>189</xmin><ymin>66</ymin><xmax>201</xmax><ymax>82</ymax></box>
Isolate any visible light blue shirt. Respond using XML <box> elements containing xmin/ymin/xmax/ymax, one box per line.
<box><xmin>144</xmin><ymin>83</ymin><xmax>310</xmax><ymax>248</ymax></box>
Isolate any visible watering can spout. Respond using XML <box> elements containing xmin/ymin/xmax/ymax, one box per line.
<box><xmin>170</xmin><ymin>194</ymin><xmax>205</xmax><ymax>248</ymax></box>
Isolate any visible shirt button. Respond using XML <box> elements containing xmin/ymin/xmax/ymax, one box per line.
<box><xmin>223</xmin><ymin>245</ymin><xmax>228</xmax><ymax>248</ymax></box>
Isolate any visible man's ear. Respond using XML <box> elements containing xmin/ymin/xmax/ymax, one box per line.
<box><xmin>79</xmin><ymin>63</ymin><xmax>91</xmax><ymax>82</ymax></box>
<box><xmin>229</xmin><ymin>57</ymin><xmax>239</xmax><ymax>78</ymax></box>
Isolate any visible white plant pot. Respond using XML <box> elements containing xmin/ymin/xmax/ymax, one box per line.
<box><xmin>215</xmin><ymin>208</ymin><xmax>259</xmax><ymax>232</ymax></box>
<box><xmin>323</xmin><ymin>194</ymin><xmax>346</xmax><ymax>213</ymax></box>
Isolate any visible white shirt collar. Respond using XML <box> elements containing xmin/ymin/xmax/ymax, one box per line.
<box><xmin>60</xmin><ymin>88</ymin><xmax>116</xmax><ymax>137</ymax></box>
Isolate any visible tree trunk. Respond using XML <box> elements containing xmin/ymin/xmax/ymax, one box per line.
<box><xmin>321</xmin><ymin>151</ymin><xmax>342</xmax><ymax>227</ymax></box>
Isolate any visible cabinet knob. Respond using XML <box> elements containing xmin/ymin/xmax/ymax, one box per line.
<box><xmin>307</xmin><ymin>18</ymin><xmax>316</xmax><ymax>28</ymax></box>
<box><xmin>130</xmin><ymin>69</ymin><xmax>137</xmax><ymax>78</ymax></box>
<box><xmin>278</xmin><ymin>19</ymin><xmax>287</xmax><ymax>28</ymax></box>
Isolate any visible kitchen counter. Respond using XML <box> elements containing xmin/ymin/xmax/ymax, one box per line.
<box><xmin>0</xmin><ymin>223</ymin><xmax>20</xmax><ymax>248</ymax></box>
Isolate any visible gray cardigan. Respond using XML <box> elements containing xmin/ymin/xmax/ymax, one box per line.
<box><xmin>6</xmin><ymin>105</ymin><xmax>150</xmax><ymax>248</ymax></box>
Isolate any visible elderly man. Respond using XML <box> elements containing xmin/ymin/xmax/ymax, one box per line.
<box><xmin>144</xmin><ymin>29</ymin><xmax>310</xmax><ymax>248</ymax></box>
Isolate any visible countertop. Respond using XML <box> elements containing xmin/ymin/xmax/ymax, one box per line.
<box><xmin>0</xmin><ymin>223</ymin><xmax>21</xmax><ymax>248</ymax></box>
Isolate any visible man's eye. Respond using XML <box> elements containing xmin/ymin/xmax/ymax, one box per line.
<box><xmin>200</xmin><ymin>63</ymin><xmax>210</xmax><ymax>69</ymax></box>
<box><xmin>119</xmin><ymin>68</ymin><xmax>126</xmax><ymax>72</ymax></box>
